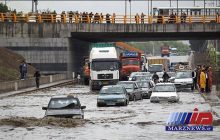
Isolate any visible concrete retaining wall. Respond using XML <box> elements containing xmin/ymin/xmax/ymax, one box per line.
<box><xmin>0</xmin><ymin>74</ymin><xmax>67</xmax><ymax>93</ymax></box>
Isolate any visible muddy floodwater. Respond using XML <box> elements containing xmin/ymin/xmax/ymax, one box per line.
<box><xmin>0</xmin><ymin>85</ymin><xmax>219</xmax><ymax>140</ymax></box>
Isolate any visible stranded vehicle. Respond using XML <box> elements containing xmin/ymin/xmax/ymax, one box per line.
<box><xmin>89</xmin><ymin>43</ymin><xmax>120</xmax><ymax>90</ymax></box>
<box><xmin>42</xmin><ymin>95</ymin><xmax>86</xmax><ymax>119</ymax></box>
<box><xmin>97</xmin><ymin>85</ymin><xmax>129</xmax><ymax>107</ymax></box>
<box><xmin>120</xmin><ymin>52</ymin><xmax>142</xmax><ymax>80</ymax></box>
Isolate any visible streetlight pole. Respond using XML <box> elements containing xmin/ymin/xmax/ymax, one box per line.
<box><xmin>148</xmin><ymin>0</ymin><xmax>149</xmax><ymax>16</ymax></box>
<box><xmin>32</xmin><ymin>0</ymin><xmax>34</xmax><ymax>13</ymax></box>
<box><xmin>151</xmin><ymin>0</ymin><xmax>152</xmax><ymax>16</ymax></box>
<box><xmin>170</xmin><ymin>0</ymin><xmax>171</xmax><ymax>7</ymax></box>
<box><xmin>177</xmin><ymin>0</ymin><xmax>179</xmax><ymax>16</ymax></box>
<box><xmin>35</xmin><ymin>0</ymin><xmax>38</xmax><ymax>13</ymax></box>
<box><xmin>129</xmin><ymin>0</ymin><xmax>131</xmax><ymax>23</ymax></box>
<box><xmin>204</xmin><ymin>0</ymin><xmax>206</xmax><ymax>16</ymax></box>
<box><xmin>125</xmin><ymin>0</ymin><xmax>127</xmax><ymax>17</ymax></box>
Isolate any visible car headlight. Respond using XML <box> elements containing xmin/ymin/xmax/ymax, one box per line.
<box><xmin>117</xmin><ymin>99</ymin><xmax>125</xmax><ymax>102</ymax></box>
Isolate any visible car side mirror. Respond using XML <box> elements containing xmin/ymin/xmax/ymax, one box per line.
<box><xmin>42</xmin><ymin>107</ymin><xmax>47</xmax><ymax>110</ymax></box>
<box><xmin>81</xmin><ymin>106</ymin><xmax>86</xmax><ymax>109</ymax></box>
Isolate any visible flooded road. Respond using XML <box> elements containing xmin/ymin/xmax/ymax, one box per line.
<box><xmin>0</xmin><ymin>85</ymin><xmax>219</xmax><ymax>140</ymax></box>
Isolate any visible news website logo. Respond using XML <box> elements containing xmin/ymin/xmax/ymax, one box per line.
<box><xmin>166</xmin><ymin>108</ymin><xmax>213</xmax><ymax>131</ymax></box>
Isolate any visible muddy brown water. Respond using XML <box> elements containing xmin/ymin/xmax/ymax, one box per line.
<box><xmin>0</xmin><ymin>85</ymin><xmax>220</xmax><ymax>140</ymax></box>
<box><xmin>0</xmin><ymin>117</ymin><xmax>87</xmax><ymax>128</ymax></box>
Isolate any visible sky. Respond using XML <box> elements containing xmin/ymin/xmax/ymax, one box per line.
<box><xmin>2</xmin><ymin>0</ymin><xmax>219</xmax><ymax>14</ymax></box>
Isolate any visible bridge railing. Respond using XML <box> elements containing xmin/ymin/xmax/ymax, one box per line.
<box><xmin>0</xmin><ymin>13</ymin><xmax>220</xmax><ymax>24</ymax></box>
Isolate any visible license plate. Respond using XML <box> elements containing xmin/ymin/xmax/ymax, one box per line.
<box><xmin>107</xmin><ymin>102</ymin><xmax>115</xmax><ymax>105</ymax></box>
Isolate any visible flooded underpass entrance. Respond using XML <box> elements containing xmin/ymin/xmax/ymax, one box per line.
<box><xmin>0</xmin><ymin>85</ymin><xmax>219</xmax><ymax>140</ymax></box>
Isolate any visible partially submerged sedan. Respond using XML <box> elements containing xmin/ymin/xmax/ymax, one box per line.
<box><xmin>97</xmin><ymin>85</ymin><xmax>129</xmax><ymax>107</ymax></box>
<box><xmin>117</xmin><ymin>81</ymin><xmax>143</xmax><ymax>101</ymax></box>
<box><xmin>150</xmin><ymin>83</ymin><xmax>179</xmax><ymax>103</ymax></box>
<box><xmin>137</xmin><ymin>80</ymin><xmax>154</xmax><ymax>99</ymax></box>
<box><xmin>42</xmin><ymin>95</ymin><xmax>86</xmax><ymax>119</ymax></box>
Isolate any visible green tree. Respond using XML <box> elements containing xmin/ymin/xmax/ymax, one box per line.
<box><xmin>0</xmin><ymin>3</ymin><xmax>9</xmax><ymax>13</ymax></box>
<box><xmin>128</xmin><ymin>41</ymin><xmax>190</xmax><ymax>55</ymax></box>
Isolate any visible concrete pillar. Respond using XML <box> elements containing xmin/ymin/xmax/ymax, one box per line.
<box><xmin>50</xmin><ymin>75</ymin><xmax>53</xmax><ymax>83</ymax></box>
<box><xmin>15</xmin><ymin>82</ymin><xmax>18</xmax><ymax>91</ymax></box>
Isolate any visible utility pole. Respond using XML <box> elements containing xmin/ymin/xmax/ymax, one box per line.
<box><xmin>32</xmin><ymin>0</ymin><xmax>34</xmax><ymax>13</ymax></box>
<box><xmin>34</xmin><ymin>0</ymin><xmax>38</xmax><ymax>13</ymax></box>
<box><xmin>125</xmin><ymin>0</ymin><xmax>127</xmax><ymax>17</ymax></box>
<box><xmin>129</xmin><ymin>0</ymin><xmax>131</xmax><ymax>23</ymax></box>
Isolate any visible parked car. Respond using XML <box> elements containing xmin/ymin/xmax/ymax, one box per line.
<box><xmin>117</xmin><ymin>81</ymin><xmax>143</xmax><ymax>101</ymax></box>
<box><xmin>173</xmin><ymin>71</ymin><xmax>193</xmax><ymax>90</ymax></box>
<box><xmin>97</xmin><ymin>85</ymin><xmax>129</xmax><ymax>107</ymax></box>
<box><xmin>128</xmin><ymin>72</ymin><xmax>150</xmax><ymax>81</ymax></box>
<box><xmin>150</xmin><ymin>83</ymin><xmax>179</xmax><ymax>103</ymax></box>
<box><xmin>137</xmin><ymin>80</ymin><xmax>154</xmax><ymax>99</ymax></box>
<box><xmin>42</xmin><ymin>95</ymin><xmax>86</xmax><ymax>119</ymax></box>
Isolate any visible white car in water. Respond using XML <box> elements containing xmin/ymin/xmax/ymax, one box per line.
<box><xmin>150</xmin><ymin>83</ymin><xmax>179</xmax><ymax>103</ymax></box>
<box><xmin>173</xmin><ymin>71</ymin><xmax>193</xmax><ymax>90</ymax></box>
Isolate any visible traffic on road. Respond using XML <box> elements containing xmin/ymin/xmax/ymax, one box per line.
<box><xmin>0</xmin><ymin>43</ymin><xmax>219</xmax><ymax>139</ymax></box>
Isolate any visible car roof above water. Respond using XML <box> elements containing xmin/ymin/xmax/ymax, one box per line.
<box><xmin>155</xmin><ymin>83</ymin><xmax>175</xmax><ymax>86</ymax></box>
<box><xmin>50</xmin><ymin>95</ymin><xmax>76</xmax><ymax>99</ymax></box>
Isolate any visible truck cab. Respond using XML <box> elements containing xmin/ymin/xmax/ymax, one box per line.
<box><xmin>89</xmin><ymin>45</ymin><xmax>120</xmax><ymax>90</ymax></box>
<box><xmin>120</xmin><ymin>52</ymin><xmax>142</xmax><ymax>80</ymax></box>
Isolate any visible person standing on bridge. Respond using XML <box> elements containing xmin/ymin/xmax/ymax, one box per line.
<box><xmin>141</xmin><ymin>13</ymin><xmax>145</xmax><ymax>24</ymax></box>
<box><xmin>199</xmin><ymin>68</ymin><xmax>206</xmax><ymax>93</ymax></box>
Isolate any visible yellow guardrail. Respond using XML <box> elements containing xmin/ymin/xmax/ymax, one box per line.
<box><xmin>0</xmin><ymin>13</ymin><xmax>219</xmax><ymax>24</ymax></box>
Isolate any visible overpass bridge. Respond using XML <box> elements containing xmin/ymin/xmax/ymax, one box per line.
<box><xmin>0</xmin><ymin>17</ymin><xmax>220</xmax><ymax>76</ymax></box>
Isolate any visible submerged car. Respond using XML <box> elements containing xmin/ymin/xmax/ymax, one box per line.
<box><xmin>97</xmin><ymin>85</ymin><xmax>129</xmax><ymax>107</ymax></box>
<box><xmin>173</xmin><ymin>71</ymin><xmax>193</xmax><ymax>90</ymax></box>
<box><xmin>137</xmin><ymin>80</ymin><xmax>154</xmax><ymax>99</ymax></box>
<box><xmin>42</xmin><ymin>95</ymin><xmax>86</xmax><ymax>119</ymax></box>
<box><xmin>150</xmin><ymin>83</ymin><xmax>179</xmax><ymax>103</ymax></box>
<box><xmin>117</xmin><ymin>81</ymin><xmax>143</xmax><ymax>101</ymax></box>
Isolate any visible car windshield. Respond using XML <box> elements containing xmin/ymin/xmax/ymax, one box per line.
<box><xmin>153</xmin><ymin>85</ymin><xmax>175</xmax><ymax>92</ymax></box>
<box><xmin>117</xmin><ymin>83</ymin><xmax>134</xmax><ymax>89</ymax></box>
<box><xmin>100</xmin><ymin>86</ymin><xmax>124</xmax><ymax>94</ymax></box>
<box><xmin>122</xmin><ymin>59</ymin><xmax>140</xmax><ymax>66</ymax></box>
<box><xmin>138</xmin><ymin>82</ymin><xmax>149</xmax><ymax>88</ymax></box>
<box><xmin>48</xmin><ymin>98</ymin><xmax>79</xmax><ymax>109</ymax></box>
<box><xmin>175</xmin><ymin>71</ymin><xmax>192</xmax><ymax>79</ymax></box>
<box><xmin>92</xmin><ymin>61</ymin><xmax>119</xmax><ymax>71</ymax></box>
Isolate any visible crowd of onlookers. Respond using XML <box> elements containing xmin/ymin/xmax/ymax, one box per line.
<box><xmin>192</xmin><ymin>65</ymin><xmax>213</xmax><ymax>93</ymax></box>
<box><xmin>1</xmin><ymin>10</ymin><xmax>220</xmax><ymax>23</ymax></box>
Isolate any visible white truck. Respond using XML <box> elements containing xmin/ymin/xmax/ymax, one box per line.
<box><xmin>89</xmin><ymin>44</ymin><xmax>120</xmax><ymax>90</ymax></box>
